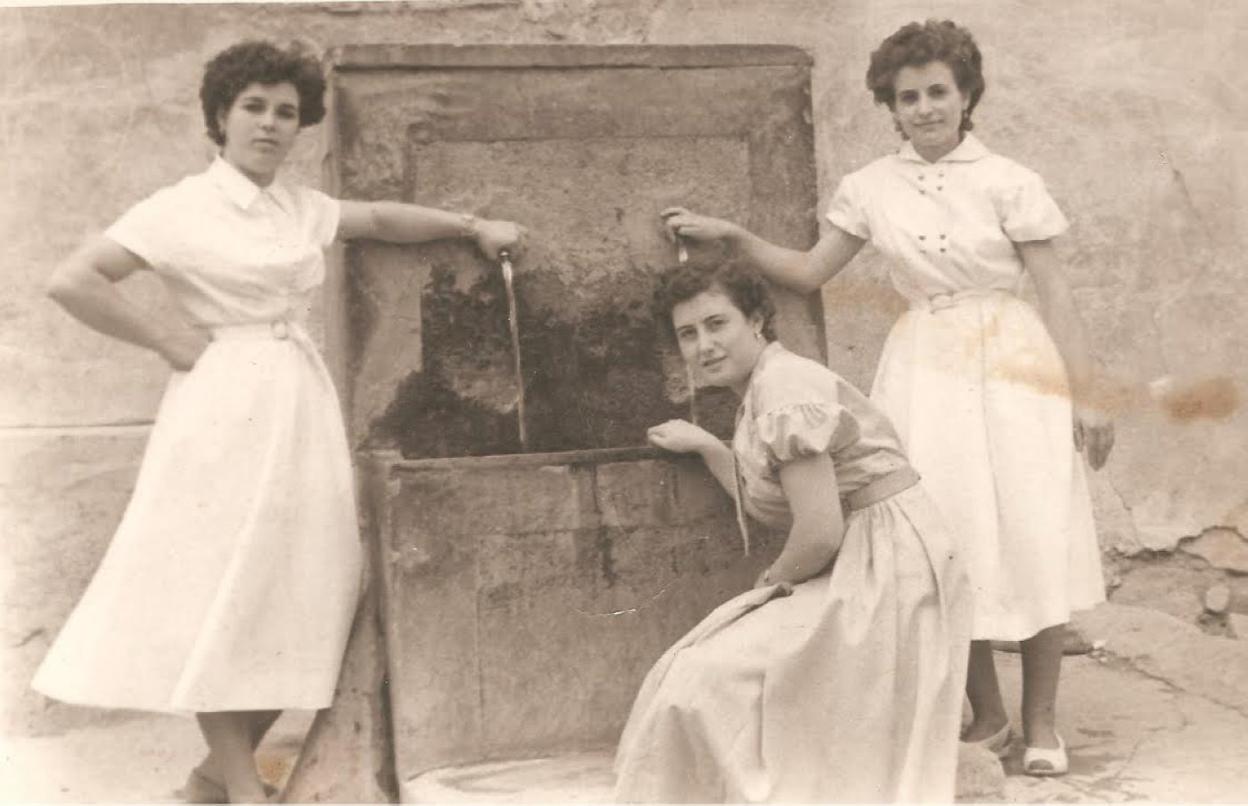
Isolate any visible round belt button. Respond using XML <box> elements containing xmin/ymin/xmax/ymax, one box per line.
<box><xmin>271</xmin><ymin>320</ymin><xmax>290</xmax><ymax>340</ymax></box>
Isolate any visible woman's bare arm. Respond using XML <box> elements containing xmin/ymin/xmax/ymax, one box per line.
<box><xmin>47</xmin><ymin>237</ymin><xmax>207</xmax><ymax>370</ymax></box>
<box><xmin>762</xmin><ymin>452</ymin><xmax>845</xmax><ymax>586</ymax></box>
<box><xmin>1019</xmin><ymin>239</ymin><xmax>1114</xmax><ymax>469</ymax></box>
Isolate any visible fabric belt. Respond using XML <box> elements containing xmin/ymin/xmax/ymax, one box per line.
<box><xmin>841</xmin><ymin>466</ymin><xmax>921</xmax><ymax>512</ymax></box>
<box><xmin>730</xmin><ymin>464</ymin><xmax>921</xmax><ymax>557</ymax></box>
<box><xmin>909</xmin><ymin>287</ymin><xmax>1013</xmax><ymax>312</ymax></box>
<box><xmin>210</xmin><ymin>319</ymin><xmax>310</xmax><ymax>343</ymax></box>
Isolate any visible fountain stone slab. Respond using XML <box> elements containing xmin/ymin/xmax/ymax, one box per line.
<box><xmin>314</xmin><ymin>45</ymin><xmax>822</xmax><ymax>800</ymax></box>
<box><xmin>326</xmin><ymin>44</ymin><xmax>823</xmax><ymax>458</ymax></box>
<box><xmin>368</xmin><ymin>448</ymin><xmax>783</xmax><ymax>784</ymax></box>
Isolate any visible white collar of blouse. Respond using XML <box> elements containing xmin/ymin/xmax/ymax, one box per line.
<box><xmin>897</xmin><ymin>132</ymin><xmax>990</xmax><ymax>165</ymax></box>
<box><xmin>741</xmin><ymin>341</ymin><xmax>787</xmax><ymax>411</ymax></box>
<box><xmin>207</xmin><ymin>155</ymin><xmax>294</xmax><ymax>212</ymax></box>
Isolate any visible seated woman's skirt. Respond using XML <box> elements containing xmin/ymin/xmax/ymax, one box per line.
<box><xmin>613</xmin><ymin>485</ymin><xmax>971</xmax><ymax>803</ymax></box>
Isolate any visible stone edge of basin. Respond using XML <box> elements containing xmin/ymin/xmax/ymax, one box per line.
<box><xmin>399</xmin><ymin>750</ymin><xmax>616</xmax><ymax>804</ymax></box>
<box><xmin>364</xmin><ymin>444</ymin><xmax>676</xmax><ymax>473</ymax></box>
<box><xmin>328</xmin><ymin>43</ymin><xmax>814</xmax><ymax>71</ymax></box>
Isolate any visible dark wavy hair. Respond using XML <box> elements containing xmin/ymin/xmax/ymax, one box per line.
<box><xmin>200</xmin><ymin>40</ymin><xmax>327</xmax><ymax>147</ymax></box>
<box><xmin>653</xmin><ymin>262</ymin><xmax>777</xmax><ymax>344</ymax></box>
<box><xmin>866</xmin><ymin>19</ymin><xmax>985</xmax><ymax>133</ymax></box>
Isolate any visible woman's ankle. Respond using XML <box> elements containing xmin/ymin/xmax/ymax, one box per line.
<box><xmin>1023</xmin><ymin>714</ymin><xmax>1060</xmax><ymax>747</ymax></box>
<box><xmin>192</xmin><ymin>755</ymin><xmax>220</xmax><ymax>781</ymax></box>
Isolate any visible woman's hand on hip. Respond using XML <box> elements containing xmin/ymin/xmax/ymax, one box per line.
<box><xmin>474</xmin><ymin>219</ymin><xmax>526</xmax><ymax>260</ymax></box>
<box><xmin>159</xmin><ymin>328</ymin><xmax>211</xmax><ymax>372</ymax></box>
<box><xmin>646</xmin><ymin>419</ymin><xmax>717</xmax><ymax>455</ymax></box>
<box><xmin>659</xmin><ymin>207</ymin><xmax>741</xmax><ymax>245</ymax></box>
<box><xmin>1073</xmin><ymin>404</ymin><xmax>1114</xmax><ymax>470</ymax></box>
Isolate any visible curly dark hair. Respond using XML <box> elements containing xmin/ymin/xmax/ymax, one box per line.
<box><xmin>653</xmin><ymin>261</ymin><xmax>777</xmax><ymax>344</ymax></box>
<box><xmin>200</xmin><ymin>40</ymin><xmax>327</xmax><ymax>147</ymax></box>
<box><xmin>866</xmin><ymin>19</ymin><xmax>984</xmax><ymax>133</ymax></box>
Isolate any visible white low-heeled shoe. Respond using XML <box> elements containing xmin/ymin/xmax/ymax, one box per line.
<box><xmin>178</xmin><ymin>767</ymin><xmax>278</xmax><ymax>803</ymax></box>
<box><xmin>1022</xmin><ymin>734</ymin><xmax>1068</xmax><ymax>776</ymax></box>
<box><xmin>960</xmin><ymin>721</ymin><xmax>1013</xmax><ymax>758</ymax></box>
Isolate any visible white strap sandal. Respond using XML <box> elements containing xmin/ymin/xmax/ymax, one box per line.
<box><xmin>960</xmin><ymin>721</ymin><xmax>1013</xmax><ymax>758</ymax></box>
<box><xmin>1022</xmin><ymin>734</ymin><xmax>1068</xmax><ymax>776</ymax></box>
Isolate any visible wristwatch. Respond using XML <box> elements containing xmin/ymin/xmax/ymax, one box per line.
<box><xmin>459</xmin><ymin>212</ymin><xmax>480</xmax><ymax>239</ymax></box>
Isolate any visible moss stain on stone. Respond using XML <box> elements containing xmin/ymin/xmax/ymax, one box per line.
<box><xmin>368</xmin><ymin>262</ymin><xmax>736</xmax><ymax>458</ymax></box>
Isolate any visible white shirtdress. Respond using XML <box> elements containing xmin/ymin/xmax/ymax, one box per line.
<box><xmin>32</xmin><ymin>158</ymin><xmax>362</xmax><ymax>712</ymax></box>
<box><xmin>826</xmin><ymin>134</ymin><xmax>1104</xmax><ymax>641</ymax></box>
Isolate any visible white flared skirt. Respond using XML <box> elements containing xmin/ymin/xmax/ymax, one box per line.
<box><xmin>33</xmin><ymin>324</ymin><xmax>362</xmax><ymax>712</ymax></box>
<box><xmin>871</xmin><ymin>292</ymin><xmax>1104</xmax><ymax>640</ymax></box>
<box><xmin>614</xmin><ymin>485</ymin><xmax>971</xmax><ymax>803</ymax></box>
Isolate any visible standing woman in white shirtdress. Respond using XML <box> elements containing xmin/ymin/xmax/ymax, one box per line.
<box><xmin>34</xmin><ymin>40</ymin><xmax>524</xmax><ymax>803</ymax></box>
<box><xmin>662</xmin><ymin>19</ymin><xmax>1113</xmax><ymax>776</ymax></box>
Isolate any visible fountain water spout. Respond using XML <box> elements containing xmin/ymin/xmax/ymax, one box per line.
<box><xmin>675</xmin><ymin>237</ymin><xmax>698</xmax><ymax>428</ymax></box>
<box><xmin>499</xmin><ymin>248</ymin><xmax>528</xmax><ymax>451</ymax></box>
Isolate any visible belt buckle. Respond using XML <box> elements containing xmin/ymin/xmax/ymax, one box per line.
<box><xmin>928</xmin><ymin>292</ymin><xmax>956</xmax><ymax>312</ymax></box>
<box><xmin>271</xmin><ymin>319</ymin><xmax>290</xmax><ymax>340</ymax></box>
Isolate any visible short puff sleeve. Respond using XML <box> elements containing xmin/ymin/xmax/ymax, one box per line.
<box><xmin>999</xmin><ymin>167</ymin><xmax>1069</xmax><ymax>242</ymax></box>
<box><xmin>824</xmin><ymin>173</ymin><xmax>871</xmax><ymax>240</ymax></box>
<box><xmin>301</xmin><ymin>188</ymin><xmax>341</xmax><ymax>249</ymax></box>
<box><xmin>104</xmin><ymin>188</ymin><xmax>177</xmax><ymax>270</ymax></box>
<box><xmin>755</xmin><ymin>402</ymin><xmax>860</xmax><ymax>466</ymax></box>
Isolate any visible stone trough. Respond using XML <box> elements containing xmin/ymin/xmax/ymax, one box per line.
<box><xmin>369</xmin><ymin>448</ymin><xmax>779</xmax><ymax>801</ymax></box>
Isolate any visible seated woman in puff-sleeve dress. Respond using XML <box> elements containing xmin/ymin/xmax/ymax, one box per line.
<box><xmin>613</xmin><ymin>262</ymin><xmax>971</xmax><ymax>803</ymax></box>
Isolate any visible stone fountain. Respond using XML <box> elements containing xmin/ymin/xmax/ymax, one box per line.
<box><xmin>286</xmin><ymin>44</ymin><xmax>822</xmax><ymax>803</ymax></box>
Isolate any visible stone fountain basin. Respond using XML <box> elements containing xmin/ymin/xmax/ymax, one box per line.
<box><xmin>361</xmin><ymin>445</ymin><xmax>780</xmax><ymax>796</ymax></box>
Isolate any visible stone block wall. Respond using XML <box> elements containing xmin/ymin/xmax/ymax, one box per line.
<box><xmin>0</xmin><ymin>429</ymin><xmax>149</xmax><ymax>734</ymax></box>
<box><xmin>4</xmin><ymin>0</ymin><xmax>1246</xmax><ymax>739</ymax></box>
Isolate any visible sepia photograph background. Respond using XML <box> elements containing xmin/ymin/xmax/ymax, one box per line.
<box><xmin>1</xmin><ymin>0</ymin><xmax>1245</xmax><ymax>802</ymax></box>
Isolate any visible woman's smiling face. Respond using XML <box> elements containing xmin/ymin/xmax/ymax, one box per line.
<box><xmin>672</xmin><ymin>286</ymin><xmax>765</xmax><ymax>392</ymax></box>
<box><xmin>891</xmin><ymin>60</ymin><xmax>969</xmax><ymax>161</ymax></box>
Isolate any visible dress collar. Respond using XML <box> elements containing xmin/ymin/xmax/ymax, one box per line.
<box><xmin>739</xmin><ymin>340</ymin><xmax>786</xmax><ymax>415</ymax></box>
<box><xmin>897</xmin><ymin>132</ymin><xmax>990</xmax><ymax>165</ymax></box>
<box><xmin>207</xmin><ymin>156</ymin><xmax>292</xmax><ymax>212</ymax></box>
<box><xmin>752</xmin><ymin>340</ymin><xmax>786</xmax><ymax>377</ymax></box>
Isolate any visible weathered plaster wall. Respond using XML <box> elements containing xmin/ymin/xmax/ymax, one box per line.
<box><xmin>3</xmin><ymin>0</ymin><xmax>1246</xmax><ymax>736</ymax></box>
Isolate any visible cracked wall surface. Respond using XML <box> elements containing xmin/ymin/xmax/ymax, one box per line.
<box><xmin>2</xmin><ymin>0</ymin><xmax>1246</xmax><ymax>735</ymax></box>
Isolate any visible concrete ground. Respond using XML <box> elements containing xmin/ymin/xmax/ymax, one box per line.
<box><xmin>995</xmin><ymin>603</ymin><xmax>1248</xmax><ymax>803</ymax></box>
<box><xmin>4</xmin><ymin>602</ymin><xmax>1248</xmax><ymax>803</ymax></box>
<box><xmin>0</xmin><ymin>711</ymin><xmax>314</xmax><ymax>804</ymax></box>
<box><xmin>995</xmin><ymin>650</ymin><xmax>1248</xmax><ymax>802</ymax></box>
